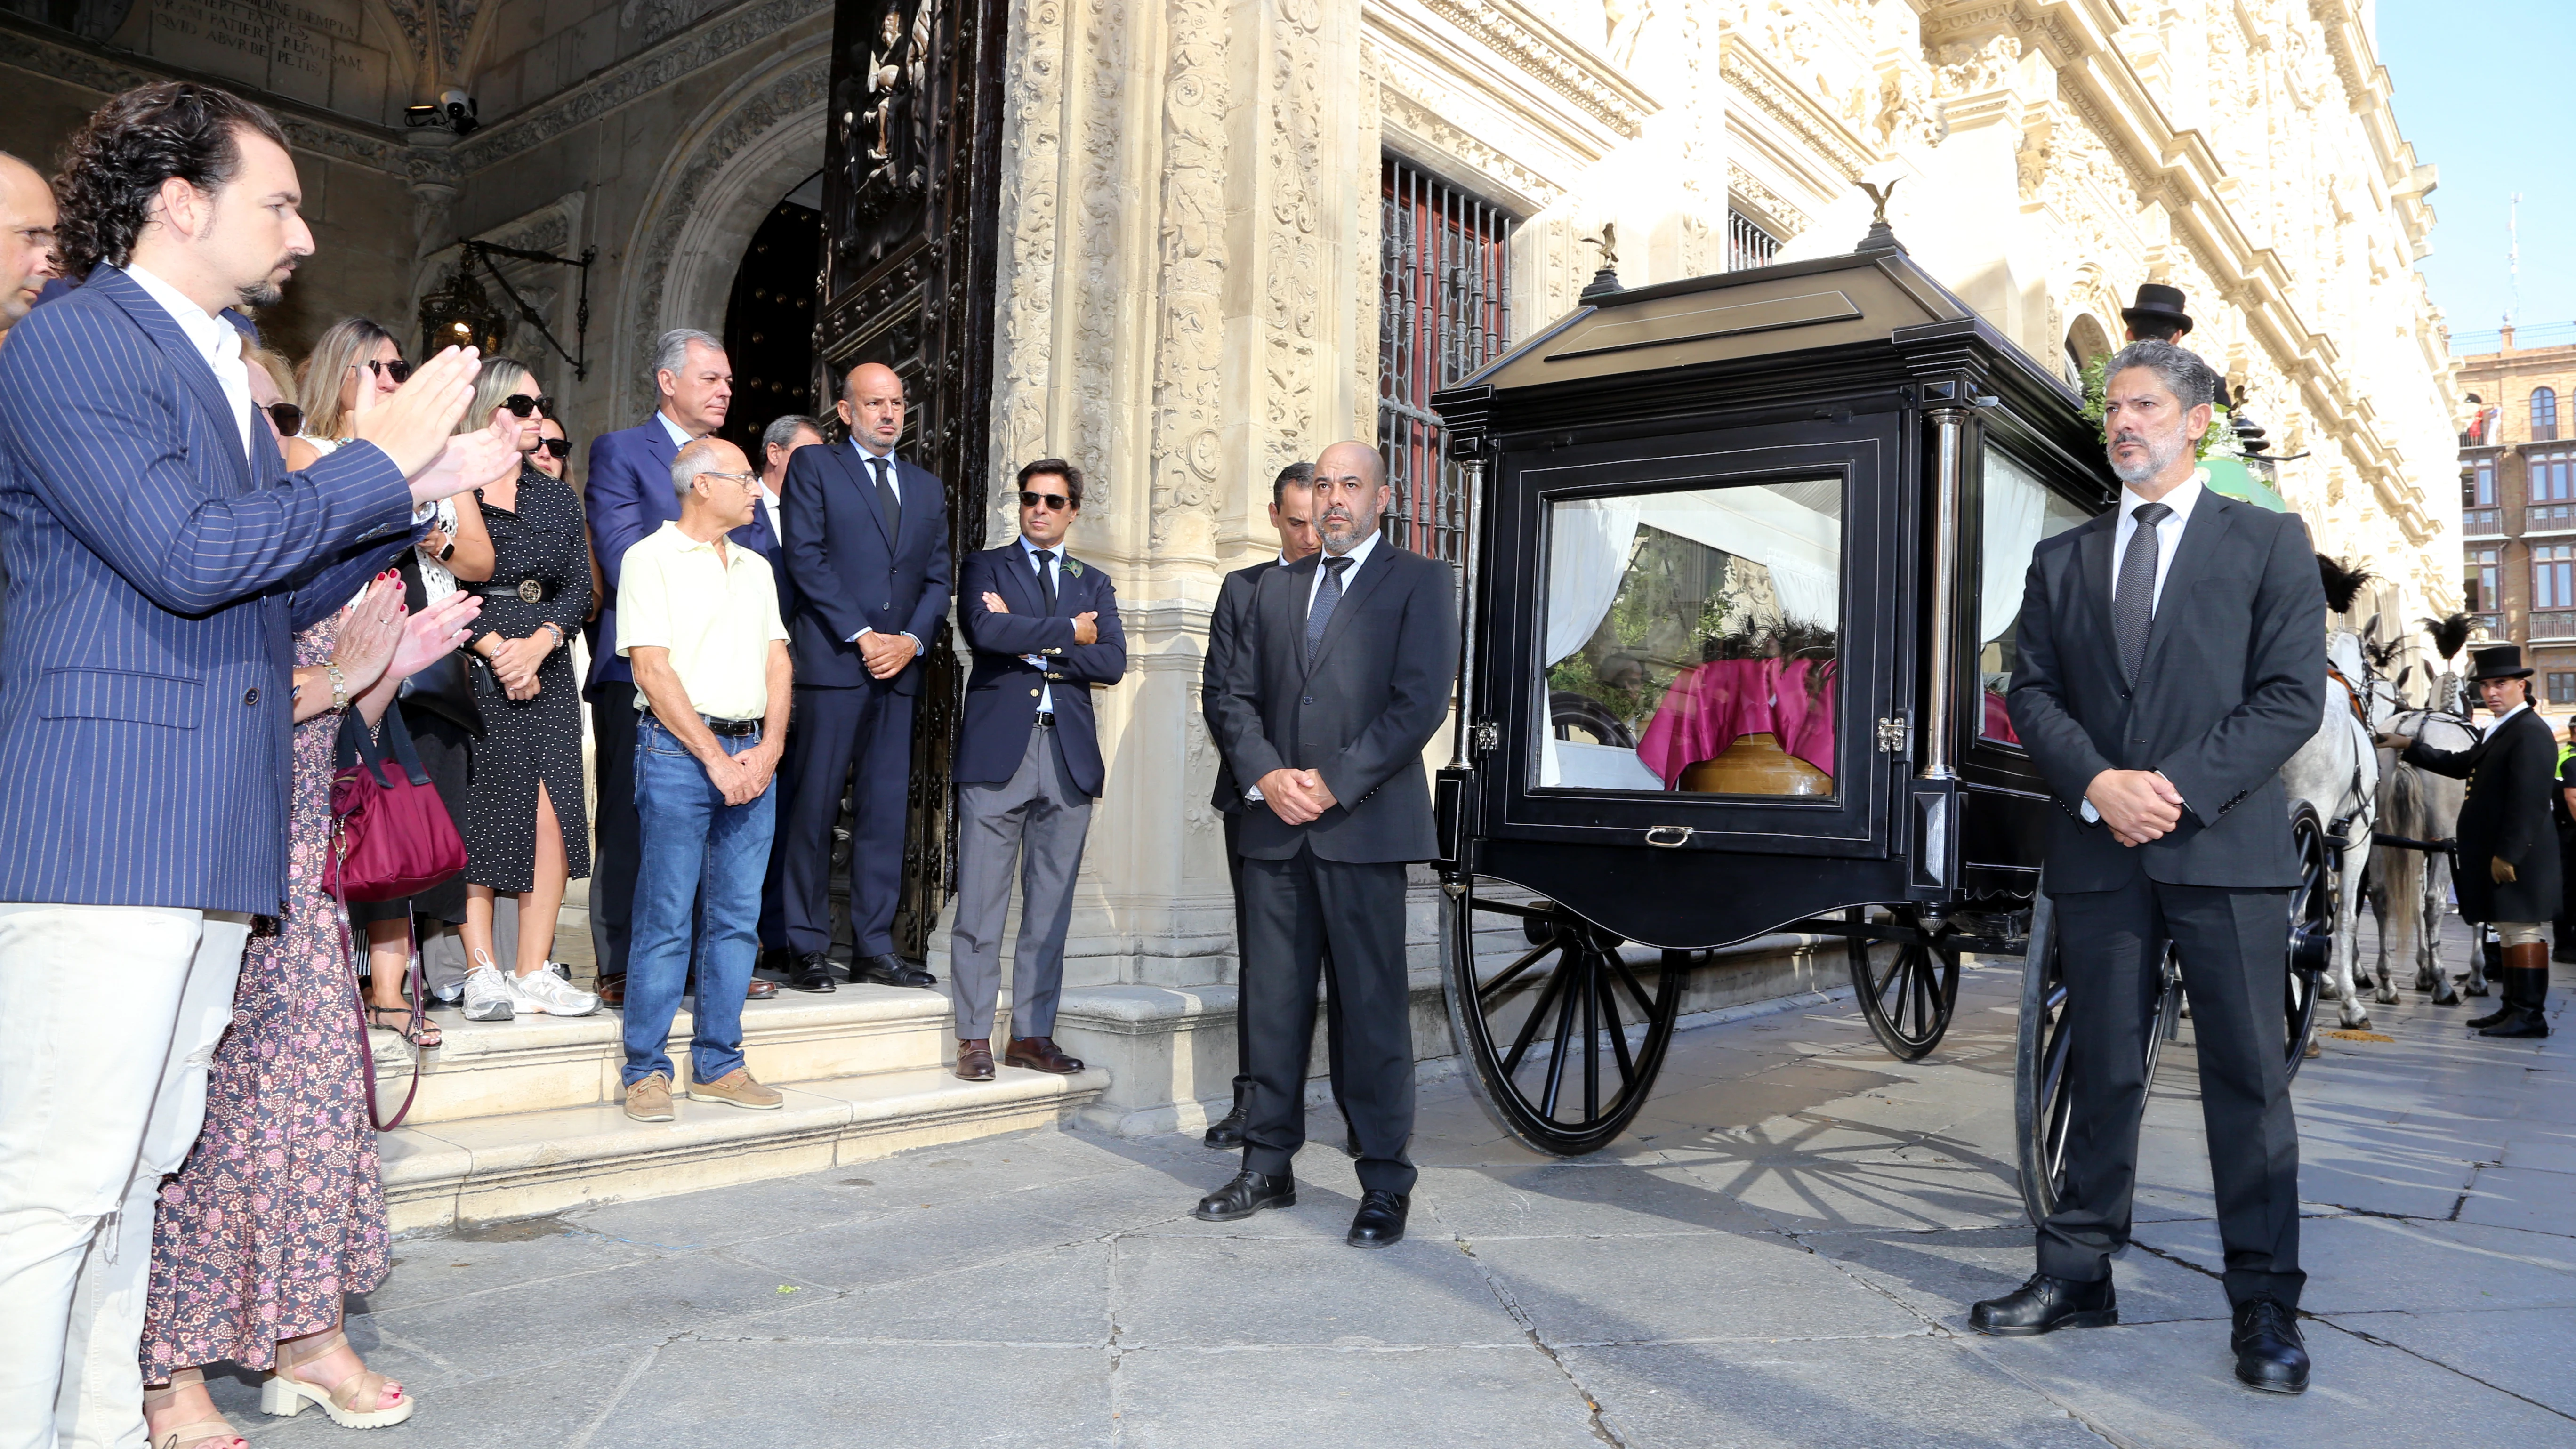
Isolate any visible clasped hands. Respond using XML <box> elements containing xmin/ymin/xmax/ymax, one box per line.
<box><xmin>2085</xmin><ymin>768</ymin><xmax>2185</xmax><ymax>847</ymax></box>
<box><xmin>1256</xmin><ymin>767</ymin><xmax>1339</xmax><ymax>825</ymax></box>
<box><xmin>978</xmin><ymin>591</ymin><xmax>1099</xmax><ymax>644</ymax></box>
<box><xmin>856</xmin><ymin>629</ymin><xmax>919</xmax><ymax>680</ymax></box>
<box><xmin>702</xmin><ymin>740</ymin><xmax>782</xmax><ymax>808</ymax></box>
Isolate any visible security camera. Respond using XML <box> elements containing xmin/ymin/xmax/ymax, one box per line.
<box><xmin>405</xmin><ymin>90</ymin><xmax>479</xmax><ymax>136</ymax></box>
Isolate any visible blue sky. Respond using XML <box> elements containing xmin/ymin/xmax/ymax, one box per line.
<box><xmin>2377</xmin><ymin>1</ymin><xmax>2576</xmax><ymax>353</ymax></box>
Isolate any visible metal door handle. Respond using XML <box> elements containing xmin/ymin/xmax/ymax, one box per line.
<box><xmin>1644</xmin><ymin>825</ymin><xmax>1694</xmax><ymax>848</ymax></box>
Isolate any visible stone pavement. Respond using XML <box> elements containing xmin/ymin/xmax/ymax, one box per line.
<box><xmin>195</xmin><ymin>916</ymin><xmax>2573</xmax><ymax>1448</ymax></box>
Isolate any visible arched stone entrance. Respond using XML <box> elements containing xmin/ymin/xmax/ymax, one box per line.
<box><xmin>717</xmin><ymin>172</ymin><xmax>824</xmax><ymax>459</ymax></box>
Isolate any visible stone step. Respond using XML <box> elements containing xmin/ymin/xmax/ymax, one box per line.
<box><xmin>368</xmin><ymin>983</ymin><xmax>1000</xmax><ymax>1126</ymax></box>
<box><xmin>378</xmin><ymin>1062</ymin><xmax>1107</xmax><ymax>1232</ymax></box>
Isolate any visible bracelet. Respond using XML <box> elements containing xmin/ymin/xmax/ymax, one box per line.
<box><xmin>325</xmin><ymin>662</ymin><xmax>349</xmax><ymax>711</ymax></box>
<box><xmin>539</xmin><ymin>622</ymin><xmax>565</xmax><ymax>650</ymax></box>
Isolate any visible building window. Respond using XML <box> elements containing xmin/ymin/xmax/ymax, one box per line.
<box><xmin>2469</xmin><ymin>459</ymin><xmax>2496</xmax><ymax>507</ymax></box>
<box><xmin>2552</xmin><ymin>672</ymin><xmax>2576</xmax><ymax>706</ymax></box>
<box><xmin>1728</xmin><ymin>210</ymin><xmax>1783</xmax><ymax>271</ymax></box>
<box><xmin>2469</xmin><ymin>546</ymin><xmax>2500</xmax><ymax>612</ymax></box>
<box><xmin>2535</xmin><ymin>544</ymin><xmax>2575</xmax><ymax>610</ymax></box>
<box><xmin>1378</xmin><ymin>155</ymin><xmax>1511</xmax><ymax>565</ymax></box>
<box><xmin>2533</xmin><ymin>449</ymin><xmax>2576</xmax><ymax>503</ymax></box>
<box><xmin>2535</xmin><ymin>387</ymin><xmax>2560</xmax><ymax>443</ymax></box>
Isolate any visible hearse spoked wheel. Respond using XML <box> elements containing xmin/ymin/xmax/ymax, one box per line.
<box><xmin>2283</xmin><ymin>803</ymin><xmax>2331</xmax><ymax>1081</ymax></box>
<box><xmin>2014</xmin><ymin>883</ymin><xmax>2184</xmax><ymax>1227</ymax></box>
<box><xmin>1843</xmin><ymin>903</ymin><xmax>1962</xmax><ymax>1061</ymax></box>
<box><xmin>1439</xmin><ymin>874</ymin><xmax>1686</xmax><ymax>1157</ymax></box>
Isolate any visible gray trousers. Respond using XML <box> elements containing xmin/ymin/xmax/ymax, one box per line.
<box><xmin>949</xmin><ymin>723</ymin><xmax>1093</xmax><ymax>1040</ymax></box>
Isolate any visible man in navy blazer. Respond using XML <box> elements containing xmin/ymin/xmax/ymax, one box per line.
<box><xmin>580</xmin><ymin>328</ymin><xmax>756</xmax><ymax>998</ymax></box>
<box><xmin>944</xmin><ymin>460</ymin><xmax>1126</xmax><ymax>1081</ymax></box>
<box><xmin>0</xmin><ymin>82</ymin><xmax>508</xmax><ymax>1445</ymax></box>
<box><xmin>780</xmin><ymin>361</ymin><xmax>951</xmax><ymax>991</ymax></box>
<box><xmin>751</xmin><ymin>413</ymin><xmax>824</xmax><ymax>969</ymax></box>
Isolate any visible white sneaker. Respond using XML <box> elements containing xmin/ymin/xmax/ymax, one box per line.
<box><xmin>460</xmin><ymin>964</ymin><xmax>516</xmax><ymax>1022</ymax></box>
<box><xmin>507</xmin><ymin>967</ymin><xmax>599</xmax><ymax>1017</ymax></box>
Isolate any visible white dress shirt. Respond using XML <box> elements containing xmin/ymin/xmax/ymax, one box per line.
<box><xmin>656</xmin><ymin>410</ymin><xmax>696</xmax><ymax>450</ymax></box>
<box><xmin>1017</xmin><ymin>535</ymin><xmax>1063</xmax><ymax>712</ymax></box>
<box><xmin>2108</xmin><ymin>469</ymin><xmax>2206</xmax><ymax>613</ymax></box>
<box><xmin>2083</xmin><ymin>468</ymin><xmax>2208</xmax><ymax>823</ymax></box>
<box><xmin>125</xmin><ymin>263</ymin><xmax>253</xmax><ymax>461</ymax></box>
<box><xmin>759</xmin><ymin>483</ymin><xmax>784</xmax><ymax>545</ymax></box>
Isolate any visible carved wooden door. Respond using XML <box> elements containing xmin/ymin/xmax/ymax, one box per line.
<box><xmin>817</xmin><ymin>0</ymin><xmax>1007</xmax><ymax>960</ymax></box>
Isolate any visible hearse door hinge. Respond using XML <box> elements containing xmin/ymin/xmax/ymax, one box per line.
<box><xmin>1472</xmin><ymin>720</ymin><xmax>1499</xmax><ymax>755</ymax></box>
<box><xmin>1876</xmin><ymin>715</ymin><xmax>1909</xmax><ymax>755</ymax></box>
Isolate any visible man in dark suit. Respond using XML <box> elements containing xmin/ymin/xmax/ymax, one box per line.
<box><xmin>582</xmin><ymin>329</ymin><xmax>769</xmax><ymax>1003</ymax></box>
<box><xmin>1985</xmin><ymin>338</ymin><xmax>2326</xmax><ymax>1394</ymax></box>
<box><xmin>780</xmin><ymin>361</ymin><xmax>950</xmax><ymax>992</ymax></box>
<box><xmin>1199</xmin><ymin>441</ymin><xmax>1459</xmax><ymax>1249</ymax></box>
<box><xmin>1200</xmin><ymin>460</ymin><xmax>1336</xmax><ymax>1150</ymax></box>
<box><xmin>753</xmin><ymin>413</ymin><xmax>824</xmax><ymax>976</ymax></box>
<box><xmin>0</xmin><ymin>81</ymin><xmax>505</xmax><ymax>1444</ymax></box>
<box><xmin>2385</xmin><ymin>646</ymin><xmax>2558</xmax><ymax>1038</ymax></box>
<box><xmin>945</xmin><ymin>459</ymin><xmax>1127</xmax><ymax>1080</ymax></box>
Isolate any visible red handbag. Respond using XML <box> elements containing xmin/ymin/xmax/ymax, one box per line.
<box><xmin>326</xmin><ymin>707</ymin><xmax>468</xmax><ymax>903</ymax></box>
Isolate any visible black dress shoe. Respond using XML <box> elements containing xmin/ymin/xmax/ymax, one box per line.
<box><xmin>1194</xmin><ymin>1170</ymin><xmax>1294</xmax><ymax>1222</ymax></box>
<box><xmin>1346</xmin><ymin>1188</ymin><xmax>1409</xmax><ymax>1248</ymax></box>
<box><xmin>787</xmin><ymin>952</ymin><xmax>838</xmax><ymax>993</ymax></box>
<box><xmin>1203</xmin><ymin>1103</ymin><xmax>1248</xmax><ymax>1151</ymax></box>
<box><xmin>2231</xmin><ymin>1297</ymin><xmax>2310</xmax><ymax>1394</ymax></box>
<box><xmin>855</xmin><ymin>951</ymin><xmax>938</xmax><ymax>989</ymax></box>
<box><xmin>1967</xmin><ymin>1273</ymin><xmax>2118</xmax><ymax>1336</ymax></box>
<box><xmin>758</xmin><ymin>946</ymin><xmax>797</xmax><ymax>975</ymax></box>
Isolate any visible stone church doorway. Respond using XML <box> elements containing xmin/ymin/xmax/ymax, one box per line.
<box><xmin>716</xmin><ymin>171</ymin><xmax>824</xmax><ymax>459</ymax></box>
<box><xmin>819</xmin><ymin>0</ymin><xmax>1010</xmax><ymax>961</ymax></box>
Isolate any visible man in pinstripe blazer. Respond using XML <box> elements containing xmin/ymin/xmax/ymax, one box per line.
<box><xmin>0</xmin><ymin>83</ymin><xmax>512</xmax><ymax>1448</ymax></box>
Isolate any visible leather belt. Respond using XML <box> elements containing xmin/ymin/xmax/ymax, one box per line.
<box><xmin>477</xmin><ymin>579</ymin><xmax>556</xmax><ymax>604</ymax></box>
<box><xmin>643</xmin><ymin>708</ymin><xmax>758</xmax><ymax>737</ymax></box>
<box><xmin>1033</xmin><ymin>711</ymin><xmax>1056</xmax><ymax>728</ymax></box>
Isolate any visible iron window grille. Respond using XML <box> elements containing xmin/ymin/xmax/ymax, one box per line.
<box><xmin>1728</xmin><ymin>209</ymin><xmax>1784</xmax><ymax>271</ymax></box>
<box><xmin>1379</xmin><ymin>156</ymin><xmax>1512</xmax><ymax>565</ymax></box>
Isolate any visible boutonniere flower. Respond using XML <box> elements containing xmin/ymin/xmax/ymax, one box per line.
<box><xmin>1063</xmin><ymin>558</ymin><xmax>1084</xmax><ymax>578</ymax></box>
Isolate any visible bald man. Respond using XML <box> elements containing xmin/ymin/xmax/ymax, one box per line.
<box><xmin>1201</xmin><ymin>441</ymin><xmax>1459</xmax><ymax>1248</ymax></box>
<box><xmin>0</xmin><ymin>152</ymin><xmax>57</xmax><ymax>669</ymax></box>
<box><xmin>778</xmin><ymin>361</ymin><xmax>952</xmax><ymax>990</ymax></box>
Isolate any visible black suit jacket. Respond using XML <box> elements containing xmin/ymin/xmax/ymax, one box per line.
<box><xmin>2006</xmin><ymin>491</ymin><xmax>2326</xmax><ymax>892</ymax></box>
<box><xmin>781</xmin><ymin>442</ymin><xmax>951</xmax><ymax>693</ymax></box>
<box><xmin>1202</xmin><ymin>558</ymin><xmax>1278</xmax><ymax>813</ymax></box>
<box><xmin>1212</xmin><ymin>539</ymin><xmax>1459</xmax><ymax>864</ymax></box>
<box><xmin>2406</xmin><ymin>707</ymin><xmax>2561</xmax><ymax>923</ymax></box>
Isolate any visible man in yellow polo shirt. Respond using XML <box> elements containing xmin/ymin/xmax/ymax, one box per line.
<box><xmin>615</xmin><ymin>436</ymin><xmax>795</xmax><ymax>1123</ymax></box>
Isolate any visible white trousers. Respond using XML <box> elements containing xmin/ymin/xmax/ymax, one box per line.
<box><xmin>0</xmin><ymin>904</ymin><xmax>250</xmax><ymax>1449</ymax></box>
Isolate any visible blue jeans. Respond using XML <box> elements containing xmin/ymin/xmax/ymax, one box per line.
<box><xmin>625</xmin><ymin>716</ymin><xmax>776</xmax><ymax>1088</ymax></box>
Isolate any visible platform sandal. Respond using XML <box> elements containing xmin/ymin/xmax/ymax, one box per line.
<box><xmin>260</xmin><ymin>1328</ymin><xmax>415</xmax><ymax>1429</ymax></box>
<box><xmin>143</xmin><ymin>1368</ymin><xmax>247</xmax><ymax>1449</ymax></box>
<box><xmin>366</xmin><ymin>1003</ymin><xmax>442</xmax><ymax>1049</ymax></box>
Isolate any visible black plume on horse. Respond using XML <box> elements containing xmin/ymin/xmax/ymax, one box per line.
<box><xmin>2420</xmin><ymin>612</ymin><xmax>2472</xmax><ymax>661</ymax></box>
<box><xmin>2316</xmin><ymin>555</ymin><xmax>2375</xmax><ymax>613</ymax></box>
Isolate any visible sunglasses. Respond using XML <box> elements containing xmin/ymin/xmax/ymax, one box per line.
<box><xmin>1018</xmin><ymin>490</ymin><xmax>1072</xmax><ymax>511</ymax></box>
<box><xmin>362</xmin><ymin>357</ymin><xmax>413</xmax><ymax>383</ymax></box>
<box><xmin>537</xmin><ymin>436</ymin><xmax>572</xmax><ymax>459</ymax></box>
<box><xmin>266</xmin><ymin>402</ymin><xmax>304</xmax><ymax>437</ymax></box>
<box><xmin>499</xmin><ymin>394</ymin><xmax>556</xmax><ymax>419</ymax></box>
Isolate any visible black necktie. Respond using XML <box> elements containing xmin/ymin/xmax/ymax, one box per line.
<box><xmin>1031</xmin><ymin>548</ymin><xmax>1058</xmax><ymax>613</ymax></box>
<box><xmin>868</xmin><ymin>454</ymin><xmax>901</xmax><ymax>540</ymax></box>
<box><xmin>2116</xmin><ymin>501</ymin><xmax>2174</xmax><ymax>683</ymax></box>
<box><xmin>1306</xmin><ymin>556</ymin><xmax>1352</xmax><ymax>662</ymax></box>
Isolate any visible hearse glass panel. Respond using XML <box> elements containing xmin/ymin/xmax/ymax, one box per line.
<box><xmin>1536</xmin><ymin>477</ymin><xmax>1844</xmax><ymax>797</ymax></box>
<box><xmin>1974</xmin><ymin>447</ymin><xmax>2091</xmax><ymax>747</ymax></box>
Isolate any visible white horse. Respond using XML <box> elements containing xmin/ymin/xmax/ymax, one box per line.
<box><xmin>2282</xmin><ymin>620</ymin><xmax>2382</xmax><ymax>1029</ymax></box>
<box><xmin>2366</xmin><ymin>638</ymin><xmax>2475</xmax><ymax>1006</ymax></box>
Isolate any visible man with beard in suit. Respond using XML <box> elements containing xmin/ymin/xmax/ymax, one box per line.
<box><xmin>1199</xmin><ymin>441</ymin><xmax>1458</xmax><ymax>1248</ymax></box>
<box><xmin>779</xmin><ymin>361</ymin><xmax>950</xmax><ymax>992</ymax></box>
<box><xmin>1982</xmin><ymin>338</ymin><xmax>2326</xmax><ymax>1394</ymax></box>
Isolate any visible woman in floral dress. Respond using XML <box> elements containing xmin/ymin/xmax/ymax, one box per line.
<box><xmin>137</xmin><ymin>575</ymin><xmax>483</xmax><ymax>1449</ymax></box>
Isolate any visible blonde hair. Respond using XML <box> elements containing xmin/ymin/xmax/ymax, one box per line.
<box><xmin>459</xmin><ymin>356</ymin><xmax>534</xmax><ymax>436</ymax></box>
<box><xmin>243</xmin><ymin>346</ymin><xmax>298</xmax><ymax>407</ymax></box>
<box><xmin>296</xmin><ymin>316</ymin><xmax>398</xmax><ymax>441</ymax></box>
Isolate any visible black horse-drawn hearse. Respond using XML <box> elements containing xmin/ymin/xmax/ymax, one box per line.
<box><xmin>1425</xmin><ymin>225</ymin><xmax>2334</xmax><ymax>1221</ymax></box>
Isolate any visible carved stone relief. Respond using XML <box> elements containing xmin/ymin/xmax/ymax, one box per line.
<box><xmin>1146</xmin><ymin>0</ymin><xmax>1228</xmax><ymax>551</ymax></box>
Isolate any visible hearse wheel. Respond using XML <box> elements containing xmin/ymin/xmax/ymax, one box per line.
<box><xmin>1439</xmin><ymin>874</ymin><xmax>1685</xmax><ymax>1157</ymax></box>
<box><xmin>1843</xmin><ymin>903</ymin><xmax>1962</xmax><ymax>1061</ymax></box>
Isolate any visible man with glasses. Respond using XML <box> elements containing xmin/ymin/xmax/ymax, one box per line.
<box><xmin>584</xmin><ymin>328</ymin><xmax>735</xmax><ymax>1004</ymax></box>
<box><xmin>779</xmin><ymin>362</ymin><xmax>949</xmax><ymax>993</ymax></box>
<box><xmin>944</xmin><ymin>460</ymin><xmax>1126</xmax><ymax>1080</ymax></box>
<box><xmin>612</xmin><ymin>437</ymin><xmax>794</xmax><ymax>1122</ymax></box>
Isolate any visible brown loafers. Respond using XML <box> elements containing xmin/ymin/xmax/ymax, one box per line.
<box><xmin>956</xmin><ymin>1038</ymin><xmax>996</xmax><ymax>1081</ymax></box>
<box><xmin>1006</xmin><ymin>1036</ymin><xmax>1084</xmax><ymax>1074</ymax></box>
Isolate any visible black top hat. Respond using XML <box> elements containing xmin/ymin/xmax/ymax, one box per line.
<box><xmin>2122</xmin><ymin>283</ymin><xmax>2194</xmax><ymax>338</ymax></box>
<box><xmin>2468</xmin><ymin>644</ymin><xmax>2533</xmax><ymax>682</ymax></box>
